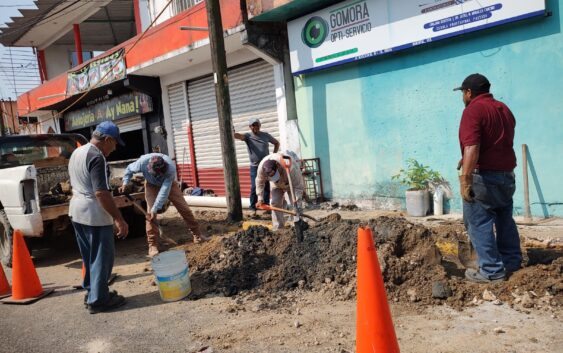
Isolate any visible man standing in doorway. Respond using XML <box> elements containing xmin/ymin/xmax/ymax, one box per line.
<box><xmin>234</xmin><ymin>117</ymin><xmax>280</xmax><ymax>214</ymax></box>
<box><xmin>455</xmin><ymin>73</ymin><xmax>522</xmax><ymax>283</ymax></box>
<box><xmin>69</xmin><ymin>121</ymin><xmax>128</xmax><ymax>313</ymax></box>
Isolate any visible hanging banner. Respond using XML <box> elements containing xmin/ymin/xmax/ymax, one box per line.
<box><xmin>288</xmin><ymin>0</ymin><xmax>546</xmax><ymax>75</ymax></box>
<box><xmin>64</xmin><ymin>92</ymin><xmax>153</xmax><ymax>131</ymax></box>
<box><xmin>66</xmin><ymin>48</ymin><xmax>126</xmax><ymax>95</ymax></box>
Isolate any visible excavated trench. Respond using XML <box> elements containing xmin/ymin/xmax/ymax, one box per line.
<box><xmin>183</xmin><ymin>214</ymin><xmax>562</xmax><ymax>311</ymax></box>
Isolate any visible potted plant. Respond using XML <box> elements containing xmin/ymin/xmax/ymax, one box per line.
<box><xmin>392</xmin><ymin>159</ymin><xmax>442</xmax><ymax>217</ymax></box>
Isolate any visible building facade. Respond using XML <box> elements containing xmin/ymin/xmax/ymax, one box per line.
<box><xmin>249</xmin><ymin>0</ymin><xmax>563</xmax><ymax>217</ymax></box>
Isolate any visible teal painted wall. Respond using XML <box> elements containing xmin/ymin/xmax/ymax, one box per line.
<box><xmin>295</xmin><ymin>0</ymin><xmax>563</xmax><ymax>217</ymax></box>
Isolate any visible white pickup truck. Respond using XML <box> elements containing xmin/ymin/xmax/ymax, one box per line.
<box><xmin>0</xmin><ymin>133</ymin><xmax>145</xmax><ymax>267</ymax></box>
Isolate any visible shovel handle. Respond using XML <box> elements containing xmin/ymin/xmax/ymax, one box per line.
<box><xmin>257</xmin><ymin>204</ymin><xmax>318</xmax><ymax>222</ymax></box>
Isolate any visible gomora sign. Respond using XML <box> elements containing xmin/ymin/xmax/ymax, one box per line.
<box><xmin>288</xmin><ymin>0</ymin><xmax>546</xmax><ymax>75</ymax></box>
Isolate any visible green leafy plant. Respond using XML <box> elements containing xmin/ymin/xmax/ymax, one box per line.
<box><xmin>392</xmin><ymin>158</ymin><xmax>442</xmax><ymax>190</ymax></box>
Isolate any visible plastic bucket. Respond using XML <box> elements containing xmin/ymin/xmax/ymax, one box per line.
<box><xmin>151</xmin><ymin>250</ymin><xmax>191</xmax><ymax>302</ymax></box>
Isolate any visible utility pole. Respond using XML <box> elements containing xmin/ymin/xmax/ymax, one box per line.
<box><xmin>205</xmin><ymin>0</ymin><xmax>243</xmax><ymax>222</ymax></box>
<box><xmin>0</xmin><ymin>100</ymin><xmax>4</xmax><ymax>136</ymax></box>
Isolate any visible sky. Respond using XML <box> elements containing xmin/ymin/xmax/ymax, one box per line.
<box><xmin>0</xmin><ymin>0</ymin><xmax>41</xmax><ymax>100</ymax></box>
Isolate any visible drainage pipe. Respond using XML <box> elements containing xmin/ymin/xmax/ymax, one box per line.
<box><xmin>184</xmin><ymin>196</ymin><xmax>251</xmax><ymax>209</ymax></box>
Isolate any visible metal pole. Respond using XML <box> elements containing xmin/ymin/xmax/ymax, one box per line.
<box><xmin>73</xmin><ymin>24</ymin><xmax>83</xmax><ymax>65</ymax></box>
<box><xmin>205</xmin><ymin>0</ymin><xmax>242</xmax><ymax>222</ymax></box>
<box><xmin>522</xmin><ymin>144</ymin><xmax>532</xmax><ymax>220</ymax></box>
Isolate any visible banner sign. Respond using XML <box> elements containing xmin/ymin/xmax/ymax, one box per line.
<box><xmin>288</xmin><ymin>0</ymin><xmax>546</xmax><ymax>74</ymax></box>
<box><xmin>64</xmin><ymin>92</ymin><xmax>153</xmax><ymax>131</ymax></box>
<box><xmin>66</xmin><ymin>48</ymin><xmax>126</xmax><ymax>95</ymax></box>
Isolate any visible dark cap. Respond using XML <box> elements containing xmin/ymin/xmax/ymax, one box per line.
<box><xmin>262</xmin><ymin>159</ymin><xmax>278</xmax><ymax>174</ymax></box>
<box><xmin>147</xmin><ymin>155</ymin><xmax>167</xmax><ymax>176</ymax></box>
<box><xmin>94</xmin><ymin>121</ymin><xmax>125</xmax><ymax>146</ymax></box>
<box><xmin>453</xmin><ymin>73</ymin><xmax>491</xmax><ymax>93</ymax></box>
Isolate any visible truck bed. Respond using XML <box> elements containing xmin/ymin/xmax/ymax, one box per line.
<box><xmin>41</xmin><ymin>192</ymin><xmax>146</xmax><ymax>221</ymax></box>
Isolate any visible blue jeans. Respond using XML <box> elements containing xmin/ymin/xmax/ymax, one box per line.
<box><xmin>250</xmin><ymin>165</ymin><xmax>270</xmax><ymax>210</ymax></box>
<box><xmin>72</xmin><ymin>222</ymin><xmax>115</xmax><ymax>305</ymax></box>
<box><xmin>463</xmin><ymin>171</ymin><xmax>522</xmax><ymax>279</ymax></box>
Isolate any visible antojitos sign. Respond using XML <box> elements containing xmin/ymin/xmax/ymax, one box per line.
<box><xmin>289</xmin><ymin>0</ymin><xmax>546</xmax><ymax>74</ymax></box>
<box><xmin>64</xmin><ymin>92</ymin><xmax>153</xmax><ymax>131</ymax></box>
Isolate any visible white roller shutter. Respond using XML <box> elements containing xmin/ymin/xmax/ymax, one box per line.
<box><xmin>188</xmin><ymin>60</ymin><xmax>279</xmax><ymax>169</ymax></box>
<box><xmin>115</xmin><ymin>115</ymin><xmax>142</xmax><ymax>133</ymax></box>
<box><xmin>168</xmin><ymin>82</ymin><xmax>191</xmax><ymax>165</ymax></box>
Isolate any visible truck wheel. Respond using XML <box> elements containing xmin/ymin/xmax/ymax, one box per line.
<box><xmin>0</xmin><ymin>210</ymin><xmax>13</xmax><ymax>268</ymax></box>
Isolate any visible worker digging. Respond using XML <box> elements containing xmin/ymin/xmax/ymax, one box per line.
<box><xmin>0</xmin><ymin>0</ymin><xmax>561</xmax><ymax>349</ymax></box>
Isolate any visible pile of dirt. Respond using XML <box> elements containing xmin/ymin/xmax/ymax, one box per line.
<box><xmin>184</xmin><ymin>215</ymin><xmax>562</xmax><ymax>312</ymax></box>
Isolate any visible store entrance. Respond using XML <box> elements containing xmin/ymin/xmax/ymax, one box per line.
<box><xmin>107</xmin><ymin>129</ymin><xmax>145</xmax><ymax>162</ymax></box>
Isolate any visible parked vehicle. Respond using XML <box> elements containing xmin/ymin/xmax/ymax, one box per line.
<box><xmin>0</xmin><ymin>133</ymin><xmax>145</xmax><ymax>267</ymax></box>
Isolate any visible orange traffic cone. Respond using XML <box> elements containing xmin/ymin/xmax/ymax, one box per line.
<box><xmin>356</xmin><ymin>226</ymin><xmax>400</xmax><ymax>353</ymax></box>
<box><xmin>0</xmin><ymin>263</ymin><xmax>10</xmax><ymax>297</ymax></box>
<box><xmin>11</xmin><ymin>229</ymin><xmax>43</xmax><ymax>299</ymax></box>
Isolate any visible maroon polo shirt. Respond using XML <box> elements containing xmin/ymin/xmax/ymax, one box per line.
<box><xmin>458</xmin><ymin>93</ymin><xmax>517</xmax><ymax>171</ymax></box>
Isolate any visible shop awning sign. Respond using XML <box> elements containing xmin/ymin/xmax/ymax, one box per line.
<box><xmin>64</xmin><ymin>92</ymin><xmax>153</xmax><ymax>131</ymax></box>
<box><xmin>288</xmin><ymin>0</ymin><xmax>546</xmax><ymax>74</ymax></box>
<box><xmin>66</xmin><ymin>48</ymin><xmax>126</xmax><ymax>96</ymax></box>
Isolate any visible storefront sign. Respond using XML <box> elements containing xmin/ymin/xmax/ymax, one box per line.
<box><xmin>64</xmin><ymin>92</ymin><xmax>153</xmax><ymax>131</ymax></box>
<box><xmin>66</xmin><ymin>48</ymin><xmax>126</xmax><ymax>95</ymax></box>
<box><xmin>288</xmin><ymin>0</ymin><xmax>546</xmax><ymax>74</ymax></box>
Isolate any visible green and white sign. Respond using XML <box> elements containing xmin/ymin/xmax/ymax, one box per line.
<box><xmin>288</xmin><ymin>0</ymin><xmax>546</xmax><ymax>75</ymax></box>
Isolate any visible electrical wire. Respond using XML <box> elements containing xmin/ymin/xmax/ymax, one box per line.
<box><xmin>1</xmin><ymin>0</ymin><xmax>175</xmax><ymax>126</ymax></box>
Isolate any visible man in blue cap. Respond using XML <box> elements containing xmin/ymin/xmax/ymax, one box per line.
<box><xmin>68</xmin><ymin>120</ymin><xmax>128</xmax><ymax>314</ymax></box>
<box><xmin>119</xmin><ymin>153</ymin><xmax>208</xmax><ymax>257</ymax></box>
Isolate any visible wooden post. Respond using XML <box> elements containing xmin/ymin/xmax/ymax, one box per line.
<box><xmin>522</xmin><ymin>144</ymin><xmax>532</xmax><ymax>220</ymax></box>
<box><xmin>205</xmin><ymin>0</ymin><xmax>243</xmax><ymax>222</ymax></box>
<box><xmin>0</xmin><ymin>100</ymin><xmax>4</xmax><ymax>136</ymax></box>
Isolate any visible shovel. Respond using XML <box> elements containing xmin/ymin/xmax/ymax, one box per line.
<box><xmin>281</xmin><ymin>156</ymin><xmax>308</xmax><ymax>241</ymax></box>
<box><xmin>124</xmin><ymin>193</ymin><xmax>177</xmax><ymax>246</ymax></box>
<box><xmin>457</xmin><ymin>238</ymin><xmax>478</xmax><ymax>269</ymax></box>
<box><xmin>257</xmin><ymin>204</ymin><xmax>318</xmax><ymax>222</ymax></box>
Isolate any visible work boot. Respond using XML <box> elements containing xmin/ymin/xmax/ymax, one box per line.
<box><xmin>88</xmin><ymin>291</ymin><xmax>126</xmax><ymax>314</ymax></box>
<box><xmin>465</xmin><ymin>268</ymin><xmax>505</xmax><ymax>284</ymax></box>
<box><xmin>193</xmin><ymin>233</ymin><xmax>210</xmax><ymax>244</ymax></box>
<box><xmin>148</xmin><ymin>245</ymin><xmax>159</xmax><ymax>258</ymax></box>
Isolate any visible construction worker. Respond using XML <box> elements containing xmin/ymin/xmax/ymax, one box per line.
<box><xmin>255</xmin><ymin>152</ymin><xmax>305</xmax><ymax>232</ymax></box>
<box><xmin>455</xmin><ymin>73</ymin><xmax>522</xmax><ymax>283</ymax></box>
<box><xmin>68</xmin><ymin>121</ymin><xmax>128</xmax><ymax>313</ymax></box>
<box><xmin>119</xmin><ymin>153</ymin><xmax>209</xmax><ymax>257</ymax></box>
<box><xmin>234</xmin><ymin>117</ymin><xmax>280</xmax><ymax>214</ymax></box>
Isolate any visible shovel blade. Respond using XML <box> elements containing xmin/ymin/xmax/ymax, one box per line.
<box><xmin>458</xmin><ymin>239</ymin><xmax>478</xmax><ymax>269</ymax></box>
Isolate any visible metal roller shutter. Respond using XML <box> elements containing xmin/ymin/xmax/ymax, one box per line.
<box><xmin>115</xmin><ymin>115</ymin><xmax>142</xmax><ymax>133</ymax></box>
<box><xmin>167</xmin><ymin>81</ymin><xmax>194</xmax><ymax>185</ymax></box>
<box><xmin>187</xmin><ymin>60</ymin><xmax>279</xmax><ymax>195</ymax></box>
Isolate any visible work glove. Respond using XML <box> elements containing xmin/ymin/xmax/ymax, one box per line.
<box><xmin>459</xmin><ymin>174</ymin><xmax>474</xmax><ymax>203</ymax></box>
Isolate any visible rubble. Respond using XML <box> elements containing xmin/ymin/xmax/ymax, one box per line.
<box><xmin>182</xmin><ymin>215</ymin><xmax>562</xmax><ymax>312</ymax></box>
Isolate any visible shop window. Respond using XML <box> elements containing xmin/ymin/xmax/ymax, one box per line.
<box><xmin>171</xmin><ymin>0</ymin><xmax>202</xmax><ymax>16</ymax></box>
<box><xmin>70</xmin><ymin>51</ymin><xmax>94</xmax><ymax>67</ymax></box>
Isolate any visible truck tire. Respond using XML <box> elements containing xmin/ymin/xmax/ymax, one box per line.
<box><xmin>0</xmin><ymin>209</ymin><xmax>13</xmax><ymax>268</ymax></box>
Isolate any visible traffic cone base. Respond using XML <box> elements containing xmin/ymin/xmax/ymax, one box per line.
<box><xmin>356</xmin><ymin>226</ymin><xmax>401</xmax><ymax>353</ymax></box>
<box><xmin>0</xmin><ymin>288</ymin><xmax>54</xmax><ymax>304</ymax></box>
<box><xmin>0</xmin><ymin>230</ymin><xmax>54</xmax><ymax>305</ymax></box>
<box><xmin>0</xmin><ymin>263</ymin><xmax>10</xmax><ymax>298</ymax></box>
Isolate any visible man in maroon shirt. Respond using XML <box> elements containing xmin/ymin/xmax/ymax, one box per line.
<box><xmin>455</xmin><ymin>73</ymin><xmax>522</xmax><ymax>283</ymax></box>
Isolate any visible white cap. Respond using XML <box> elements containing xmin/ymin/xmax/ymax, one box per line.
<box><xmin>269</xmin><ymin>170</ymin><xmax>280</xmax><ymax>183</ymax></box>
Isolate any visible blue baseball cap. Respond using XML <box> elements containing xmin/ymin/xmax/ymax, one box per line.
<box><xmin>94</xmin><ymin>121</ymin><xmax>125</xmax><ymax>146</ymax></box>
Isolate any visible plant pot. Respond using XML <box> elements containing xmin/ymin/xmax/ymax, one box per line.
<box><xmin>405</xmin><ymin>189</ymin><xmax>430</xmax><ymax>217</ymax></box>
